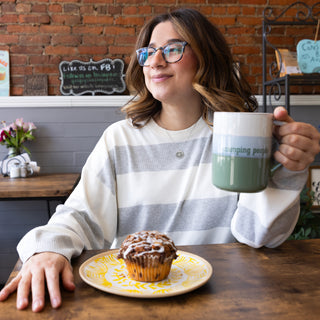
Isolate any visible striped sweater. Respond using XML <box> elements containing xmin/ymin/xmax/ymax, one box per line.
<box><xmin>17</xmin><ymin>118</ymin><xmax>307</xmax><ymax>262</ymax></box>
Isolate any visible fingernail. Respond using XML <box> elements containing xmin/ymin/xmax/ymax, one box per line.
<box><xmin>32</xmin><ymin>299</ymin><xmax>42</xmax><ymax>311</ymax></box>
<box><xmin>51</xmin><ymin>298</ymin><xmax>59</xmax><ymax>308</ymax></box>
<box><xmin>17</xmin><ymin>298</ymin><xmax>28</xmax><ymax>309</ymax></box>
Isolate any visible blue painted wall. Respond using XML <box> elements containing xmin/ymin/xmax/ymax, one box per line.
<box><xmin>0</xmin><ymin>96</ymin><xmax>319</xmax><ymax>284</ymax></box>
<box><xmin>0</xmin><ymin>98</ymin><xmax>126</xmax><ymax>284</ymax></box>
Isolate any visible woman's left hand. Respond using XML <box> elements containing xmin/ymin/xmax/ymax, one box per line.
<box><xmin>273</xmin><ymin>106</ymin><xmax>320</xmax><ymax>171</ymax></box>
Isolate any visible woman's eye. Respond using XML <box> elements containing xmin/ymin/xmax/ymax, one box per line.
<box><xmin>147</xmin><ymin>49</ymin><xmax>156</xmax><ymax>56</ymax></box>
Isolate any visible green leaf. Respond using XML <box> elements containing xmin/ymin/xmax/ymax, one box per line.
<box><xmin>21</xmin><ymin>144</ymin><xmax>31</xmax><ymax>155</ymax></box>
<box><xmin>289</xmin><ymin>186</ymin><xmax>320</xmax><ymax>240</ymax></box>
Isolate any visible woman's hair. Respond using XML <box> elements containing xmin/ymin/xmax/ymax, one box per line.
<box><xmin>122</xmin><ymin>8</ymin><xmax>258</xmax><ymax>127</ymax></box>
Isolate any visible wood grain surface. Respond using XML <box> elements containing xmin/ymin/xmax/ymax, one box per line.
<box><xmin>1</xmin><ymin>239</ymin><xmax>320</xmax><ymax>319</ymax></box>
<box><xmin>0</xmin><ymin>173</ymin><xmax>79</xmax><ymax>199</ymax></box>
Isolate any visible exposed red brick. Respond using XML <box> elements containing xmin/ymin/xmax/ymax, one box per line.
<box><xmin>78</xmin><ymin>46</ymin><xmax>108</xmax><ymax>55</ymax></box>
<box><xmin>114</xmin><ymin>35</ymin><xmax>136</xmax><ymax>45</ymax></box>
<box><xmin>109</xmin><ymin>45</ymin><xmax>134</xmax><ymax>55</ymax></box>
<box><xmin>0</xmin><ymin>34</ymin><xmax>19</xmax><ymax>45</ymax></box>
<box><xmin>138</xmin><ymin>6</ymin><xmax>152</xmax><ymax>15</ymax></box>
<box><xmin>11</xmin><ymin>87</ymin><xmax>24</xmax><ymax>95</ymax></box>
<box><xmin>7</xmin><ymin>25</ymin><xmax>39</xmax><ymax>34</ymax></box>
<box><xmin>1</xmin><ymin>3</ymin><xmax>16</xmax><ymax>13</ymax></box>
<box><xmin>64</xmin><ymin>4</ymin><xmax>79</xmax><ymax>13</ymax></box>
<box><xmin>115</xmin><ymin>16</ymin><xmax>145</xmax><ymax>27</ymax></box>
<box><xmin>45</xmin><ymin>45</ymin><xmax>78</xmax><ymax>56</ymax></box>
<box><xmin>10</xmin><ymin>55</ymin><xmax>28</xmax><ymax>65</ymax></box>
<box><xmin>79</xmin><ymin>5</ymin><xmax>95</xmax><ymax>14</ymax></box>
<box><xmin>10</xmin><ymin>45</ymin><xmax>44</xmax><ymax>55</ymax></box>
<box><xmin>11</xmin><ymin>65</ymin><xmax>33</xmax><ymax>76</ymax></box>
<box><xmin>83</xmin><ymin>0</ymin><xmax>113</xmax><ymax>3</ymax></box>
<box><xmin>1</xmin><ymin>0</ymin><xmax>317</xmax><ymax>95</ymax></box>
<box><xmin>83</xmin><ymin>16</ymin><xmax>114</xmax><ymax>25</ymax></box>
<box><xmin>19</xmin><ymin>14</ymin><xmax>50</xmax><ymax>24</ymax></box>
<box><xmin>16</xmin><ymin>4</ymin><xmax>32</xmax><ymax>13</ymax></box>
<box><xmin>31</xmin><ymin>4</ymin><xmax>48</xmax><ymax>13</ymax></box>
<box><xmin>73</xmin><ymin>26</ymin><xmax>104</xmax><ymax>35</ymax></box>
<box><xmin>40</xmin><ymin>25</ymin><xmax>71</xmax><ymax>34</ymax></box>
<box><xmin>34</xmin><ymin>65</ymin><xmax>59</xmax><ymax>74</ymax></box>
<box><xmin>19</xmin><ymin>35</ymin><xmax>51</xmax><ymax>46</ymax></box>
<box><xmin>48</xmin><ymin>4</ymin><xmax>63</xmax><ymax>12</ymax></box>
<box><xmin>114</xmin><ymin>0</ymin><xmax>144</xmax><ymax>4</ymax></box>
<box><xmin>103</xmin><ymin>26</ymin><xmax>135</xmax><ymax>36</ymax></box>
<box><xmin>213</xmin><ymin>7</ymin><xmax>227</xmax><ymax>15</ymax></box>
<box><xmin>82</xmin><ymin>35</ymin><xmax>113</xmax><ymax>45</ymax></box>
<box><xmin>107</xmin><ymin>6</ymin><xmax>122</xmax><ymax>15</ymax></box>
<box><xmin>0</xmin><ymin>14</ymin><xmax>18</xmax><ymax>23</ymax></box>
<box><xmin>51</xmin><ymin>15</ymin><xmax>81</xmax><ymax>25</ymax></box>
<box><xmin>51</xmin><ymin>35</ymin><xmax>82</xmax><ymax>45</ymax></box>
<box><xmin>122</xmin><ymin>6</ymin><xmax>138</xmax><ymax>15</ymax></box>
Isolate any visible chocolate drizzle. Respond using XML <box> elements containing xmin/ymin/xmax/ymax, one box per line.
<box><xmin>117</xmin><ymin>230</ymin><xmax>178</xmax><ymax>263</ymax></box>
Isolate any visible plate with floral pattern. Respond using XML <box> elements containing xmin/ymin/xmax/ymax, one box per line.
<box><xmin>79</xmin><ymin>250</ymin><xmax>213</xmax><ymax>298</ymax></box>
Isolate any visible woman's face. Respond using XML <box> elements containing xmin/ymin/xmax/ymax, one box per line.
<box><xmin>142</xmin><ymin>21</ymin><xmax>199</xmax><ymax>106</ymax></box>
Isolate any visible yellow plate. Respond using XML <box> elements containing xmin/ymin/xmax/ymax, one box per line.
<box><xmin>79</xmin><ymin>250</ymin><xmax>213</xmax><ymax>298</ymax></box>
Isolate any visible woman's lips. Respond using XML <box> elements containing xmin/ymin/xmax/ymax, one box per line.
<box><xmin>151</xmin><ymin>74</ymin><xmax>172</xmax><ymax>82</ymax></box>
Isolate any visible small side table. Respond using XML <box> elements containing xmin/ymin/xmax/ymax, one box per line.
<box><xmin>0</xmin><ymin>173</ymin><xmax>80</xmax><ymax>219</ymax></box>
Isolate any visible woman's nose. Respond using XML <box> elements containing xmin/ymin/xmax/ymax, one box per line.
<box><xmin>150</xmin><ymin>49</ymin><xmax>166</xmax><ymax>68</ymax></box>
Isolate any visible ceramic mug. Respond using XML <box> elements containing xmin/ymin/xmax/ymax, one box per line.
<box><xmin>212</xmin><ymin>112</ymin><xmax>280</xmax><ymax>193</ymax></box>
<box><xmin>9</xmin><ymin>163</ymin><xmax>20</xmax><ymax>179</ymax></box>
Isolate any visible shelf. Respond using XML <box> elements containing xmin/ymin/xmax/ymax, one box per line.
<box><xmin>262</xmin><ymin>2</ymin><xmax>320</xmax><ymax>114</ymax></box>
<box><xmin>264</xmin><ymin>74</ymin><xmax>320</xmax><ymax>86</ymax></box>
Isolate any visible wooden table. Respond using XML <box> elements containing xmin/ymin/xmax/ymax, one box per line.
<box><xmin>0</xmin><ymin>173</ymin><xmax>80</xmax><ymax>218</ymax></box>
<box><xmin>1</xmin><ymin>239</ymin><xmax>320</xmax><ymax>319</ymax></box>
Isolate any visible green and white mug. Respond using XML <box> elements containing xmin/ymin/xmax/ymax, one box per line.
<box><xmin>212</xmin><ymin>112</ymin><xmax>280</xmax><ymax>193</ymax></box>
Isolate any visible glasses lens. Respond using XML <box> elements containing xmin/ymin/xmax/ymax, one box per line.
<box><xmin>163</xmin><ymin>43</ymin><xmax>185</xmax><ymax>63</ymax></box>
<box><xmin>136</xmin><ymin>42</ymin><xmax>187</xmax><ymax>66</ymax></box>
<box><xmin>136</xmin><ymin>48</ymin><xmax>149</xmax><ymax>66</ymax></box>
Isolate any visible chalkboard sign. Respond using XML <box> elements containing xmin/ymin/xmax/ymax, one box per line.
<box><xmin>59</xmin><ymin>58</ymin><xmax>126</xmax><ymax>95</ymax></box>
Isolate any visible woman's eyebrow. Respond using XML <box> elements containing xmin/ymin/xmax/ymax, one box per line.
<box><xmin>148</xmin><ymin>38</ymin><xmax>184</xmax><ymax>47</ymax></box>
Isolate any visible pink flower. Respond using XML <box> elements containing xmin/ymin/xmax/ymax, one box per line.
<box><xmin>0</xmin><ymin>129</ymin><xmax>9</xmax><ymax>142</ymax></box>
<box><xmin>10</xmin><ymin>122</ymin><xmax>17</xmax><ymax>131</ymax></box>
<box><xmin>15</xmin><ymin>118</ymin><xmax>24</xmax><ymax>127</ymax></box>
<box><xmin>28</xmin><ymin>122</ymin><xmax>36</xmax><ymax>131</ymax></box>
<box><xmin>0</xmin><ymin>130</ymin><xmax>5</xmax><ymax>142</ymax></box>
<box><xmin>0</xmin><ymin>118</ymin><xmax>36</xmax><ymax>154</ymax></box>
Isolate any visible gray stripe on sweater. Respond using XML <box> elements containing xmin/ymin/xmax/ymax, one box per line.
<box><xmin>117</xmin><ymin>196</ymin><xmax>238</xmax><ymax>237</ymax></box>
<box><xmin>110</xmin><ymin>137</ymin><xmax>212</xmax><ymax>174</ymax></box>
<box><xmin>235</xmin><ymin>198</ymin><xmax>300</xmax><ymax>245</ymax></box>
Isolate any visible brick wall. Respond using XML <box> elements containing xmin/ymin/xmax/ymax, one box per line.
<box><xmin>0</xmin><ymin>0</ymin><xmax>319</xmax><ymax>96</ymax></box>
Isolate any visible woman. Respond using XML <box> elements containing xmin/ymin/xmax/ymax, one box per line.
<box><xmin>1</xmin><ymin>8</ymin><xmax>319</xmax><ymax>312</ymax></box>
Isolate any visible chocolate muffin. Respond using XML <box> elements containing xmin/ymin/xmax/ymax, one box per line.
<box><xmin>117</xmin><ymin>230</ymin><xmax>178</xmax><ymax>282</ymax></box>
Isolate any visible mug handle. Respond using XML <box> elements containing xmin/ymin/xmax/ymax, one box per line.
<box><xmin>270</xmin><ymin>119</ymin><xmax>286</xmax><ymax>176</ymax></box>
<box><xmin>270</xmin><ymin>162</ymin><xmax>282</xmax><ymax>176</ymax></box>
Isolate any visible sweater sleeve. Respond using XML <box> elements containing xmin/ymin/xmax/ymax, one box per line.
<box><xmin>17</xmin><ymin>128</ymin><xmax>118</xmax><ymax>263</ymax></box>
<box><xmin>231</xmin><ymin>166</ymin><xmax>308</xmax><ymax>248</ymax></box>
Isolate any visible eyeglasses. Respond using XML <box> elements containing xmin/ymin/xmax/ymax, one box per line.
<box><xmin>136</xmin><ymin>41</ymin><xmax>188</xmax><ymax>67</ymax></box>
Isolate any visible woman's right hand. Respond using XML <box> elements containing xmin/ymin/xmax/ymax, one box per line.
<box><xmin>0</xmin><ymin>252</ymin><xmax>75</xmax><ymax>312</ymax></box>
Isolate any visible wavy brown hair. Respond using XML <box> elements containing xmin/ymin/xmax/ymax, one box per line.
<box><xmin>122</xmin><ymin>8</ymin><xmax>258</xmax><ymax>127</ymax></box>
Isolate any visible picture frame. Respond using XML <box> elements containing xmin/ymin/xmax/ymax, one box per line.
<box><xmin>307</xmin><ymin>166</ymin><xmax>320</xmax><ymax>210</ymax></box>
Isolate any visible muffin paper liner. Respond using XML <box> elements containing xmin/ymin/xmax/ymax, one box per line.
<box><xmin>124</xmin><ymin>255</ymin><xmax>174</xmax><ymax>282</ymax></box>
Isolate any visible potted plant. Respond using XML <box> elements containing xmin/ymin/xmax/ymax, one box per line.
<box><xmin>0</xmin><ymin>118</ymin><xmax>36</xmax><ymax>157</ymax></box>
<box><xmin>289</xmin><ymin>187</ymin><xmax>320</xmax><ymax>240</ymax></box>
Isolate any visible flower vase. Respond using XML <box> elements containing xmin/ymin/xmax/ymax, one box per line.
<box><xmin>8</xmin><ymin>147</ymin><xmax>21</xmax><ymax>158</ymax></box>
